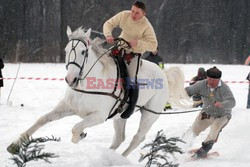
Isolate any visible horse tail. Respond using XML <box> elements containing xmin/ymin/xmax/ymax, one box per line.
<box><xmin>163</xmin><ymin>66</ymin><xmax>192</xmax><ymax>108</ymax></box>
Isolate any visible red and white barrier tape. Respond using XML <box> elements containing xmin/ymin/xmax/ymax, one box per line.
<box><xmin>1</xmin><ymin>77</ymin><xmax>64</xmax><ymax>81</ymax></box>
<box><xmin>1</xmin><ymin>77</ymin><xmax>249</xmax><ymax>83</ymax></box>
<box><xmin>185</xmin><ymin>81</ymin><xmax>249</xmax><ymax>84</ymax></box>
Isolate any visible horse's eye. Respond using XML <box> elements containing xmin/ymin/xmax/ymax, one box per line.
<box><xmin>82</xmin><ymin>51</ymin><xmax>85</xmax><ymax>55</ymax></box>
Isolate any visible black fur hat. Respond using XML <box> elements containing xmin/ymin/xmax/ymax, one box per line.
<box><xmin>206</xmin><ymin>66</ymin><xmax>222</xmax><ymax>79</ymax></box>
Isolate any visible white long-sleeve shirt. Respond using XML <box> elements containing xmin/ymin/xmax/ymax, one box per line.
<box><xmin>103</xmin><ymin>11</ymin><xmax>157</xmax><ymax>54</ymax></box>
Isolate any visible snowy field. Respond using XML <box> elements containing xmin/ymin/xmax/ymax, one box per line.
<box><xmin>0</xmin><ymin>63</ymin><xmax>249</xmax><ymax>167</ymax></box>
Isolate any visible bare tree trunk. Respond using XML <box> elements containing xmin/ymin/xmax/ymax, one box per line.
<box><xmin>15</xmin><ymin>40</ymin><xmax>27</xmax><ymax>63</ymax></box>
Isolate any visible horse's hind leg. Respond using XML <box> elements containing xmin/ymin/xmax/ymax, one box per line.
<box><xmin>122</xmin><ymin>110</ymin><xmax>159</xmax><ymax>157</ymax></box>
<box><xmin>109</xmin><ymin>118</ymin><xmax>127</xmax><ymax>150</ymax></box>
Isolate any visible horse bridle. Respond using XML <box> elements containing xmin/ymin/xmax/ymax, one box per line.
<box><xmin>65</xmin><ymin>39</ymin><xmax>89</xmax><ymax>80</ymax></box>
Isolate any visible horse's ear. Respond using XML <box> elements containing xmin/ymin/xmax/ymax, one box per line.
<box><xmin>66</xmin><ymin>26</ymin><xmax>72</xmax><ymax>37</ymax></box>
<box><xmin>86</xmin><ymin>28</ymin><xmax>91</xmax><ymax>38</ymax></box>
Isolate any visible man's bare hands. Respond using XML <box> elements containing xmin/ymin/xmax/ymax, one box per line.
<box><xmin>106</xmin><ymin>37</ymin><xmax>138</xmax><ymax>48</ymax></box>
<box><xmin>106</xmin><ymin>36</ymin><xmax>114</xmax><ymax>44</ymax></box>
<box><xmin>214</xmin><ymin>101</ymin><xmax>223</xmax><ymax>108</ymax></box>
<box><xmin>129</xmin><ymin>39</ymin><xmax>138</xmax><ymax>48</ymax></box>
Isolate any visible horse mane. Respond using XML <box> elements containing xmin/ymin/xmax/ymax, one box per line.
<box><xmin>68</xmin><ymin>27</ymin><xmax>88</xmax><ymax>42</ymax></box>
<box><xmin>70</xmin><ymin>27</ymin><xmax>113</xmax><ymax>73</ymax></box>
<box><xmin>91</xmin><ymin>37</ymin><xmax>113</xmax><ymax>73</ymax></box>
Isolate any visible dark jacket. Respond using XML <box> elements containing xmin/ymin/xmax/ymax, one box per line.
<box><xmin>0</xmin><ymin>58</ymin><xmax>4</xmax><ymax>87</ymax></box>
<box><xmin>145</xmin><ymin>52</ymin><xmax>163</xmax><ymax>66</ymax></box>
<box><xmin>190</xmin><ymin>67</ymin><xmax>207</xmax><ymax>85</ymax></box>
<box><xmin>247</xmin><ymin>72</ymin><xmax>250</xmax><ymax>81</ymax></box>
<box><xmin>189</xmin><ymin>67</ymin><xmax>207</xmax><ymax>101</ymax></box>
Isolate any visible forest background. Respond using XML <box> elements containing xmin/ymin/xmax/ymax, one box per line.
<box><xmin>0</xmin><ymin>0</ymin><xmax>250</xmax><ymax>64</ymax></box>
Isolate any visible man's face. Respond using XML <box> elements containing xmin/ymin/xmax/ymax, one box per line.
<box><xmin>130</xmin><ymin>5</ymin><xmax>145</xmax><ymax>21</ymax></box>
<box><xmin>207</xmin><ymin>77</ymin><xmax>220</xmax><ymax>88</ymax></box>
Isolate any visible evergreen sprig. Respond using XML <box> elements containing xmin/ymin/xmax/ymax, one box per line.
<box><xmin>139</xmin><ymin>130</ymin><xmax>185</xmax><ymax>167</ymax></box>
<box><xmin>9</xmin><ymin>135</ymin><xmax>61</xmax><ymax>167</ymax></box>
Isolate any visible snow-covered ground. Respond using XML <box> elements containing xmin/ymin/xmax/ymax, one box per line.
<box><xmin>0</xmin><ymin>63</ymin><xmax>249</xmax><ymax>167</ymax></box>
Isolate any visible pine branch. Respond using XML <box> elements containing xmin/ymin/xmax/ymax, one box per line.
<box><xmin>9</xmin><ymin>136</ymin><xmax>60</xmax><ymax>167</ymax></box>
<box><xmin>139</xmin><ymin>130</ymin><xmax>185</xmax><ymax>167</ymax></box>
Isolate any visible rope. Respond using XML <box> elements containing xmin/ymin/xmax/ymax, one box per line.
<box><xmin>139</xmin><ymin>106</ymin><xmax>202</xmax><ymax>115</ymax></box>
<box><xmin>7</xmin><ymin>63</ymin><xmax>21</xmax><ymax>103</ymax></box>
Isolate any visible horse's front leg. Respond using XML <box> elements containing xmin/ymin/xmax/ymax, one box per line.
<box><xmin>71</xmin><ymin>111</ymin><xmax>105</xmax><ymax>143</ymax></box>
<box><xmin>7</xmin><ymin>100</ymin><xmax>74</xmax><ymax>154</ymax></box>
<box><xmin>109</xmin><ymin>118</ymin><xmax>127</xmax><ymax>150</ymax></box>
<box><xmin>22</xmin><ymin>100</ymin><xmax>74</xmax><ymax>137</ymax></box>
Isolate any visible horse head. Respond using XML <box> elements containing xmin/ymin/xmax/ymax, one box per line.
<box><xmin>64</xmin><ymin>26</ymin><xmax>92</xmax><ymax>87</ymax></box>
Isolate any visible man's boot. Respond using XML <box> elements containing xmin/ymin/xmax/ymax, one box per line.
<box><xmin>192</xmin><ymin>140</ymin><xmax>214</xmax><ymax>159</ymax></box>
<box><xmin>121</xmin><ymin>85</ymin><xmax>139</xmax><ymax>119</ymax></box>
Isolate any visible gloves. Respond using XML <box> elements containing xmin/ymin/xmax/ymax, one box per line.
<box><xmin>201</xmin><ymin>112</ymin><xmax>210</xmax><ymax>120</ymax></box>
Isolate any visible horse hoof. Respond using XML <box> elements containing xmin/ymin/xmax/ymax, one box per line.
<box><xmin>7</xmin><ymin>143</ymin><xmax>20</xmax><ymax>154</ymax></box>
<box><xmin>71</xmin><ymin>132</ymin><xmax>87</xmax><ymax>143</ymax></box>
<box><xmin>71</xmin><ymin>136</ymin><xmax>80</xmax><ymax>144</ymax></box>
<box><xmin>80</xmin><ymin>132</ymin><xmax>87</xmax><ymax>139</ymax></box>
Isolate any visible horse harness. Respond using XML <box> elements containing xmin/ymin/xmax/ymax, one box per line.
<box><xmin>72</xmin><ymin>56</ymin><xmax>130</xmax><ymax>120</ymax></box>
<box><xmin>66</xmin><ymin>38</ymin><xmax>201</xmax><ymax>118</ymax></box>
<box><xmin>66</xmin><ymin>38</ymin><xmax>89</xmax><ymax>78</ymax></box>
<box><xmin>66</xmin><ymin>38</ymin><xmax>132</xmax><ymax>119</ymax></box>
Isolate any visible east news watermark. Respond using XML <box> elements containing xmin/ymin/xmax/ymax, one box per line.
<box><xmin>85</xmin><ymin>77</ymin><xmax>163</xmax><ymax>89</ymax></box>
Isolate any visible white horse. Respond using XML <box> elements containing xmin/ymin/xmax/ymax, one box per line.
<box><xmin>7</xmin><ymin>26</ymin><xmax>189</xmax><ymax>157</ymax></box>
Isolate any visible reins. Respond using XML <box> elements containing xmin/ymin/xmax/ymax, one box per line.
<box><xmin>78</xmin><ymin>39</ymin><xmax>125</xmax><ymax>81</ymax></box>
<box><xmin>72</xmin><ymin>87</ymin><xmax>120</xmax><ymax>99</ymax></box>
<box><xmin>82</xmin><ymin>49</ymin><xmax>113</xmax><ymax>81</ymax></box>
